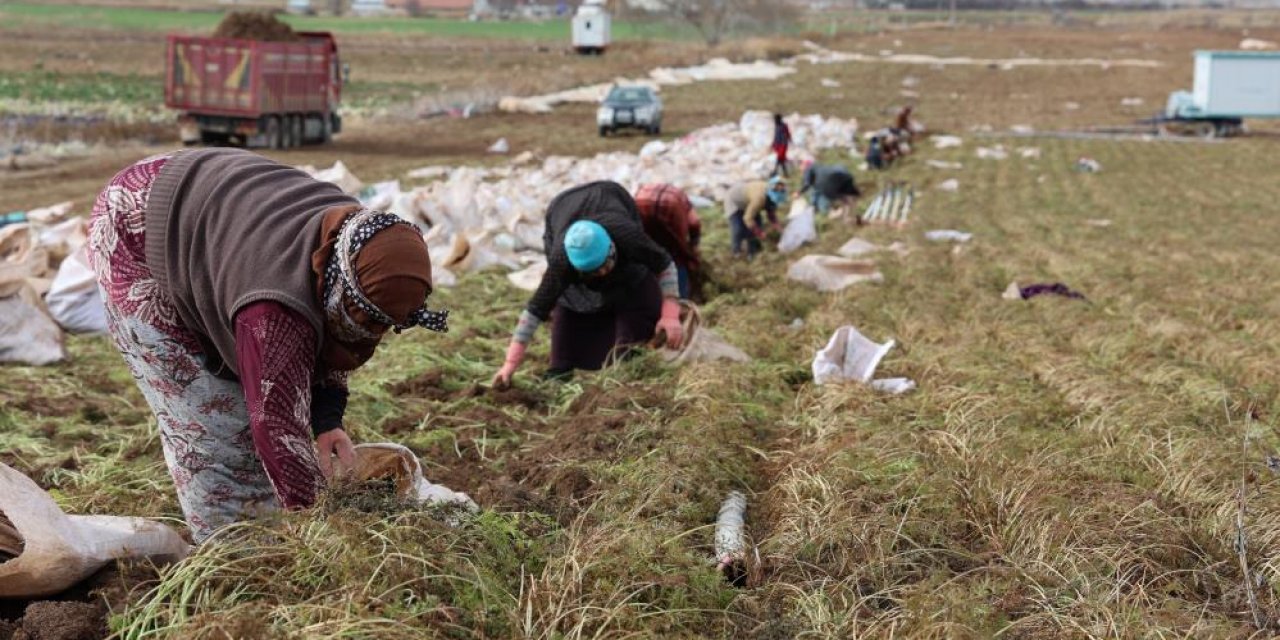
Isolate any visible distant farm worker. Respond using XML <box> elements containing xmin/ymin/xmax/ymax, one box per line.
<box><xmin>770</xmin><ymin>113</ymin><xmax>792</xmax><ymax>177</ymax></box>
<box><xmin>492</xmin><ymin>181</ymin><xmax>682</xmax><ymax>387</ymax></box>
<box><xmin>799</xmin><ymin>162</ymin><xmax>862</xmax><ymax>215</ymax></box>
<box><xmin>633</xmin><ymin>183</ymin><xmax>702</xmax><ymax>299</ymax></box>
<box><xmin>725</xmin><ymin>177</ymin><xmax>788</xmax><ymax>259</ymax></box>
<box><xmin>866</xmin><ymin>135</ymin><xmax>885</xmax><ymax>170</ymax></box>
<box><xmin>87</xmin><ymin>149</ymin><xmax>447</xmax><ymax>542</ymax></box>
<box><xmin>894</xmin><ymin>105</ymin><xmax>915</xmax><ymax>140</ymax></box>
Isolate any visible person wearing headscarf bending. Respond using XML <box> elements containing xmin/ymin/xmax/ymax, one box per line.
<box><xmin>88</xmin><ymin>149</ymin><xmax>448</xmax><ymax>542</ymax></box>
<box><xmin>633</xmin><ymin>183</ymin><xmax>702</xmax><ymax>299</ymax></box>
<box><xmin>492</xmin><ymin>181</ymin><xmax>682</xmax><ymax>387</ymax></box>
<box><xmin>799</xmin><ymin>162</ymin><xmax>862</xmax><ymax>215</ymax></box>
<box><xmin>724</xmin><ymin>177</ymin><xmax>788</xmax><ymax>258</ymax></box>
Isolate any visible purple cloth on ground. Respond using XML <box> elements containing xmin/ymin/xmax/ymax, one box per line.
<box><xmin>1020</xmin><ymin>283</ymin><xmax>1086</xmax><ymax>301</ymax></box>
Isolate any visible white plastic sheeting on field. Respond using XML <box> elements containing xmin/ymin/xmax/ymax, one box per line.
<box><xmin>302</xmin><ymin>111</ymin><xmax>859</xmax><ymax>288</ymax></box>
<box><xmin>795</xmin><ymin>40</ymin><xmax>1162</xmax><ymax>69</ymax></box>
<box><xmin>499</xmin><ymin>58</ymin><xmax>795</xmax><ymax>114</ymax></box>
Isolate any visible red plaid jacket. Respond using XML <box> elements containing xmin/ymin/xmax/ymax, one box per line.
<box><xmin>633</xmin><ymin>183</ymin><xmax>701</xmax><ymax>270</ymax></box>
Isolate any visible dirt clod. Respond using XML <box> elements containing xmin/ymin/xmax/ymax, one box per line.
<box><xmin>212</xmin><ymin>11</ymin><xmax>298</xmax><ymax>42</ymax></box>
<box><xmin>17</xmin><ymin>602</ymin><xmax>104</xmax><ymax>640</ymax></box>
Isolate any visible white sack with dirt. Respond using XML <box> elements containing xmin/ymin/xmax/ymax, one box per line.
<box><xmin>786</xmin><ymin>255</ymin><xmax>883</xmax><ymax>292</ymax></box>
<box><xmin>353</xmin><ymin>443</ymin><xmax>477</xmax><ymax>511</ymax></box>
<box><xmin>0</xmin><ymin>225</ymin><xmax>65</xmax><ymax>365</ymax></box>
<box><xmin>658</xmin><ymin>302</ymin><xmax>749</xmax><ymax>365</ymax></box>
<box><xmin>45</xmin><ymin>245</ymin><xmax>108</xmax><ymax>334</ymax></box>
<box><xmin>812</xmin><ymin>326</ymin><xmax>896</xmax><ymax>385</ymax></box>
<box><xmin>0</xmin><ymin>463</ymin><xmax>191</xmax><ymax>598</ymax></box>
<box><xmin>777</xmin><ymin>200</ymin><xmax>817</xmax><ymax>254</ymax></box>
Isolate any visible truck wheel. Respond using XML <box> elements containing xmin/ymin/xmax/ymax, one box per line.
<box><xmin>292</xmin><ymin>115</ymin><xmax>305</xmax><ymax>147</ymax></box>
<box><xmin>267</xmin><ymin>116</ymin><xmax>284</xmax><ymax>150</ymax></box>
<box><xmin>284</xmin><ymin>115</ymin><xmax>302</xmax><ymax>148</ymax></box>
<box><xmin>320</xmin><ymin>115</ymin><xmax>333</xmax><ymax>144</ymax></box>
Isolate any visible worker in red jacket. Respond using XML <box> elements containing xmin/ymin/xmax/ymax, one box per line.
<box><xmin>771</xmin><ymin>113</ymin><xmax>792</xmax><ymax>177</ymax></box>
<box><xmin>633</xmin><ymin>183</ymin><xmax>702</xmax><ymax>300</ymax></box>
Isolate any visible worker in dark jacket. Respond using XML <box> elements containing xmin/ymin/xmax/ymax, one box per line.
<box><xmin>799</xmin><ymin>162</ymin><xmax>862</xmax><ymax>214</ymax></box>
<box><xmin>492</xmin><ymin>181</ymin><xmax>682</xmax><ymax>386</ymax></box>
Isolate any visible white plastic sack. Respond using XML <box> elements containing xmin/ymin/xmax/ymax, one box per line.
<box><xmin>937</xmin><ymin>179</ymin><xmax>959</xmax><ymax>192</ymax></box>
<box><xmin>46</xmin><ymin>245</ymin><xmax>107</xmax><ymax>334</ymax></box>
<box><xmin>0</xmin><ymin>225</ymin><xmax>50</xmax><ymax>297</ymax></box>
<box><xmin>0</xmin><ymin>284</ymin><xmax>65</xmax><ymax>365</ymax></box>
<box><xmin>932</xmin><ymin>135</ymin><xmax>963</xmax><ymax>149</ymax></box>
<box><xmin>714</xmin><ymin>491</ymin><xmax>747</xmax><ymax>569</ymax></box>
<box><xmin>777</xmin><ymin>200</ymin><xmax>816</xmax><ymax>254</ymax></box>
<box><xmin>870</xmin><ymin>377</ymin><xmax>916</xmax><ymax>394</ymax></box>
<box><xmin>36</xmin><ymin>217</ymin><xmax>88</xmax><ymax>263</ymax></box>
<box><xmin>359</xmin><ymin>180</ymin><xmax>401</xmax><ymax>210</ymax></box>
<box><xmin>787</xmin><ymin>255</ymin><xmax>883</xmax><ymax>292</ymax></box>
<box><xmin>24</xmin><ymin>201</ymin><xmax>74</xmax><ymax>225</ymax></box>
<box><xmin>1241</xmin><ymin>38</ymin><xmax>1276</xmax><ymax>50</ymax></box>
<box><xmin>837</xmin><ymin>237</ymin><xmax>879</xmax><ymax>258</ymax></box>
<box><xmin>659</xmin><ymin>302</ymin><xmax>750</xmax><ymax>365</ymax></box>
<box><xmin>925</xmin><ymin>229</ymin><xmax>972</xmax><ymax>243</ymax></box>
<box><xmin>309</xmin><ymin>161</ymin><xmax>363</xmax><ymax>194</ymax></box>
<box><xmin>976</xmin><ymin>146</ymin><xmax>1008</xmax><ymax>160</ymax></box>
<box><xmin>487</xmin><ymin>138</ymin><xmax>510</xmax><ymax>155</ymax></box>
<box><xmin>1017</xmin><ymin>147</ymin><xmax>1041</xmax><ymax>159</ymax></box>
<box><xmin>812</xmin><ymin>326</ymin><xmax>895</xmax><ymax>385</ymax></box>
<box><xmin>353</xmin><ymin>443</ymin><xmax>477</xmax><ymax>511</ymax></box>
<box><xmin>926</xmin><ymin>159</ymin><xmax>963</xmax><ymax>170</ymax></box>
<box><xmin>0</xmin><ymin>462</ymin><xmax>190</xmax><ymax>598</ymax></box>
<box><xmin>506</xmin><ymin>259</ymin><xmax>547</xmax><ymax>292</ymax></box>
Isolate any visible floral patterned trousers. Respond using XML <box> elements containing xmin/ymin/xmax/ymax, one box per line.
<box><xmin>88</xmin><ymin>154</ymin><xmax>280</xmax><ymax>542</ymax></box>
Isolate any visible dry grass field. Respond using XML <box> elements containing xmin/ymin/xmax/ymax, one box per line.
<box><xmin>4</xmin><ymin>5</ymin><xmax>1280</xmax><ymax>638</ymax></box>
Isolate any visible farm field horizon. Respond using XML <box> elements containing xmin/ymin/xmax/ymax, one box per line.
<box><xmin>4</xmin><ymin>5</ymin><xmax>1280</xmax><ymax>638</ymax></box>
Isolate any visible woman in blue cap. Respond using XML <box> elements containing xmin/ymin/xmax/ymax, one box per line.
<box><xmin>492</xmin><ymin>181</ymin><xmax>683</xmax><ymax>387</ymax></box>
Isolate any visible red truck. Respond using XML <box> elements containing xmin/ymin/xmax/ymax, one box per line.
<box><xmin>165</xmin><ymin>31</ymin><xmax>344</xmax><ymax>148</ymax></box>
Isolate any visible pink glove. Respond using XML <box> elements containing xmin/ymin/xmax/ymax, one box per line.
<box><xmin>492</xmin><ymin>341</ymin><xmax>526</xmax><ymax>390</ymax></box>
<box><xmin>655</xmin><ymin>298</ymin><xmax>683</xmax><ymax>349</ymax></box>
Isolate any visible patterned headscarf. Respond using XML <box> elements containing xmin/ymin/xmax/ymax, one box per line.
<box><xmin>322</xmin><ymin>209</ymin><xmax>448</xmax><ymax>341</ymax></box>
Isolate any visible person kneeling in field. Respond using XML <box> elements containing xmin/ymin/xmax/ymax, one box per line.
<box><xmin>492</xmin><ymin>181</ymin><xmax>683</xmax><ymax>387</ymax></box>
<box><xmin>724</xmin><ymin>177</ymin><xmax>787</xmax><ymax>259</ymax></box>
<box><xmin>798</xmin><ymin>161</ymin><xmax>862</xmax><ymax>215</ymax></box>
<box><xmin>633</xmin><ymin>183</ymin><xmax>702</xmax><ymax>300</ymax></box>
<box><xmin>88</xmin><ymin>149</ymin><xmax>447</xmax><ymax>542</ymax></box>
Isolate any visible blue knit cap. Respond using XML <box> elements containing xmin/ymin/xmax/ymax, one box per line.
<box><xmin>766</xmin><ymin>177</ymin><xmax>788</xmax><ymax>205</ymax></box>
<box><xmin>564</xmin><ymin>220</ymin><xmax>612</xmax><ymax>271</ymax></box>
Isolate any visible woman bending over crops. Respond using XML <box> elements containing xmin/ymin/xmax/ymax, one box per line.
<box><xmin>633</xmin><ymin>183</ymin><xmax>702</xmax><ymax>300</ymax></box>
<box><xmin>492</xmin><ymin>181</ymin><xmax>682</xmax><ymax>387</ymax></box>
<box><xmin>88</xmin><ymin>149</ymin><xmax>447</xmax><ymax>542</ymax></box>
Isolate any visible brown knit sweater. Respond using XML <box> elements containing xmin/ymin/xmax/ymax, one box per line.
<box><xmin>144</xmin><ymin>148</ymin><xmax>359</xmax><ymax>378</ymax></box>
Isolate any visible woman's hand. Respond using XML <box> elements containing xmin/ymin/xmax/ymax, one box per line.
<box><xmin>492</xmin><ymin>341</ymin><xmax>527</xmax><ymax>391</ymax></box>
<box><xmin>656</xmin><ymin>298</ymin><xmax>684</xmax><ymax>349</ymax></box>
<box><xmin>491</xmin><ymin>365</ymin><xmax>516</xmax><ymax>391</ymax></box>
<box><xmin>316</xmin><ymin>428</ymin><xmax>357</xmax><ymax>480</ymax></box>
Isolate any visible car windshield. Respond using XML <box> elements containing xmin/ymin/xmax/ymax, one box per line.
<box><xmin>606</xmin><ymin>87</ymin><xmax>651</xmax><ymax>105</ymax></box>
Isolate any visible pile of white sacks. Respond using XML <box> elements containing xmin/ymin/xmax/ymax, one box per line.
<box><xmin>301</xmin><ymin>110</ymin><xmax>859</xmax><ymax>291</ymax></box>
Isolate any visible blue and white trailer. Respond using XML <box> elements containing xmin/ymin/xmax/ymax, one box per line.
<box><xmin>1163</xmin><ymin>50</ymin><xmax>1280</xmax><ymax>137</ymax></box>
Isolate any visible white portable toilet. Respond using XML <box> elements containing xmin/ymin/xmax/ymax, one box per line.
<box><xmin>572</xmin><ymin>0</ymin><xmax>611</xmax><ymax>55</ymax></box>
